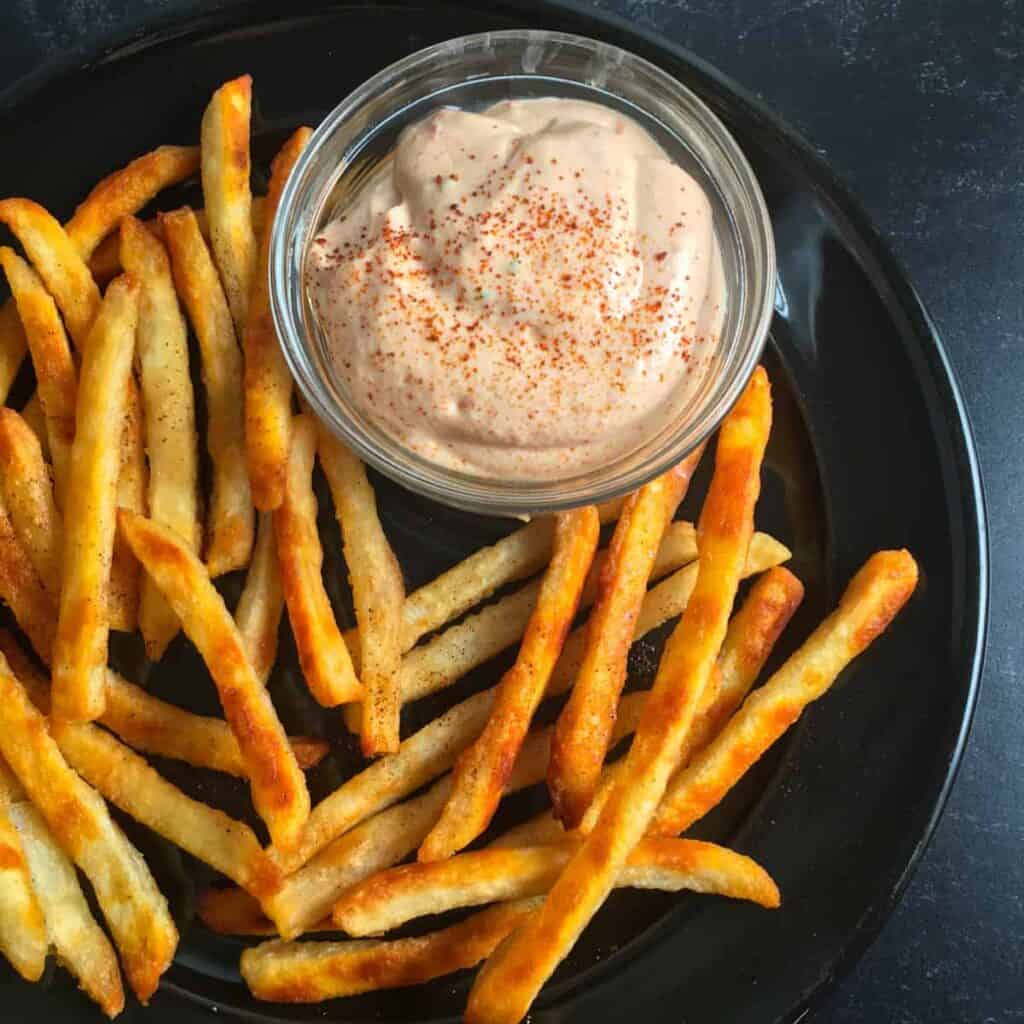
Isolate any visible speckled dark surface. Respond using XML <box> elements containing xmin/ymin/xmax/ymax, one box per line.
<box><xmin>0</xmin><ymin>1</ymin><xmax>1020</xmax><ymax>1021</ymax></box>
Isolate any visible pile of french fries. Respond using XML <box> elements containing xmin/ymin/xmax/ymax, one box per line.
<box><xmin>0</xmin><ymin>74</ymin><xmax>919</xmax><ymax>1022</ymax></box>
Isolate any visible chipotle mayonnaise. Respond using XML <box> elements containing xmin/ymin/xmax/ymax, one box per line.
<box><xmin>306</xmin><ymin>98</ymin><xmax>725</xmax><ymax>480</ymax></box>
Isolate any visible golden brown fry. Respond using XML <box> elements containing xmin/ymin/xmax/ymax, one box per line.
<box><xmin>121</xmin><ymin>215</ymin><xmax>201</xmax><ymax>660</ymax></box>
<box><xmin>201</xmin><ymin>76</ymin><xmax>256</xmax><ymax>333</ymax></box>
<box><xmin>420</xmin><ymin>507</ymin><xmax>599</xmax><ymax>862</ymax></box>
<box><xmin>0</xmin><ymin>654</ymin><xmax>177</xmax><ymax>1002</ymax></box>
<box><xmin>275</xmin><ymin>416</ymin><xmax>361</xmax><ymax>708</ymax></box>
<box><xmin>0</xmin><ymin>506</ymin><xmax>55</xmax><ymax>662</ymax></box>
<box><xmin>0</xmin><ymin>304</ymin><xmax>27</xmax><ymax>405</ymax></box>
<box><xmin>335</xmin><ymin>838</ymin><xmax>778</xmax><ymax>936</ymax></box>
<box><xmin>236</xmin><ymin>511</ymin><xmax>285</xmax><ymax>685</ymax></box>
<box><xmin>550</xmin><ymin>451</ymin><xmax>703</xmax><ymax>828</ymax></box>
<box><xmin>66</xmin><ymin>145</ymin><xmax>200</xmax><ymax>257</ymax></box>
<box><xmin>652</xmin><ymin>550</ymin><xmax>918</xmax><ymax>836</ymax></box>
<box><xmin>118</xmin><ymin>509</ymin><xmax>310</xmax><ymax>850</ymax></box>
<box><xmin>243</xmin><ymin>900</ymin><xmax>540</xmax><ymax>1002</ymax></box>
<box><xmin>0</xmin><ymin>198</ymin><xmax>101</xmax><ymax>347</ymax></box>
<box><xmin>18</xmin><ymin>393</ymin><xmax>48</xmax><ymax>457</ymax></box>
<box><xmin>0</xmin><ymin>248</ymin><xmax>78</xmax><ymax>508</ymax></box>
<box><xmin>0</xmin><ymin>760</ymin><xmax>47</xmax><ymax>982</ymax></box>
<box><xmin>161</xmin><ymin>206</ymin><xmax>253</xmax><ymax>574</ymax></box>
<box><xmin>55</xmin><ymin>719</ymin><xmax>280</xmax><ymax>899</ymax></box>
<box><xmin>392</xmin><ymin>518</ymin><xmax>700</xmax><ymax>713</ymax></box>
<box><xmin>52</xmin><ymin>275</ymin><xmax>139</xmax><ymax>722</ymax></box>
<box><xmin>244</xmin><ymin>127</ymin><xmax>311</xmax><ymax>510</ymax></box>
<box><xmin>7</xmin><ymin>800</ymin><xmax>125</xmax><ymax>1017</ymax></box>
<box><xmin>0</xmin><ymin>408</ymin><xmax>63</xmax><ymax>602</ymax></box>
<box><xmin>264</xmin><ymin>779</ymin><xmax>453</xmax><ymax>940</ymax></box>
<box><xmin>466</xmin><ymin>367</ymin><xmax>773</xmax><ymax>1024</ymax></box>
<box><xmin>487</xmin><ymin>812</ymin><xmax>568</xmax><ymax>850</ymax></box>
<box><xmin>319</xmin><ymin>429</ymin><xmax>404</xmax><ymax>752</ymax></box>
<box><xmin>199</xmin><ymin>885</ymin><xmax>281</xmax><ymax>936</ymax></box>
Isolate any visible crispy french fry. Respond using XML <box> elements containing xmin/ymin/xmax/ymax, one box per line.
<box><xmin>487</xmin><ymin>812</ymin><xmax>568</xmax><ymax>850</ymax></box>
<box><xmin>549</xmin><ymin>454</ymin><xmax>702</xmax><ymax>828</ymax></box>
<box><xmin>652</xmin><ymin>550</ymin><xmax>918</xmax><ymax>836</ymax></box>
<box><xmin>66</xmin><ymin>145</ymin><xmax>200</xmax><ymax>257</ymax></box>
<box><xmin>335</xmin><ymin>837</ymin><xmax>778</xmax><ymax>937</ymax></box>
<box><xmin>264</xmin><ymin>779</ymin><xmax>453</xmax><ymax>940</ymax></box>
<box><xmin>242</xmin><ymin>900</ymin><xmax>542</xmax><ymax>1002</ymax></box>
<box><xmin>118</xmin><ymin>509</ymin><xmax>309</xmax><ymax>850</ymax></box>
<box><xmin>420</xmin><ymin>507</ymin><xmax>599</xmax><ymax>862</ymax></box>
<box><xmin>0</xmin><ymin>304</ymin><xmax>27</xmax><ymax>405</ymax></box>
<box><xmin>389</xmin><ymin>518</ymin><xmax>700</xmax><ymax>716</ymax></box>
<box><xmin>201</xmin><ymin>76</ymin><xmax>256</xmax><ymax>333</ymax></box>
<box><xmin>52</xmin><ymin>275</ymin><xmax>139</xmax><ymax>721</ymax></box>
<box><xmin>199</xmin><ymin>885</ymin><xmax>283</xmax><ymax>936</ymax></box>
<box><xmin>121</xmin><ymin>215</ymin><xmax>201</xmax><ymax>660</ymax></box>
<box><xmin>8</xmin><ymin>800</ymin><xmax>125</xmax><ymax>1017</ymax></box>
<box><xmin>0</xmin><ymin>654</ymin><xmax>177</xmax><ymax>1002</ymax></box>
<box><xmin>18</xmin><ymin>394</ymin><xmax>49</xmax><ymax>456</ymax></box>
<box><xmin>0</xmin><ymin>408</ymin><xmax>63</xmax><ymax>602</ymax></box>
<box><xmin>466</xmin><ymin>367</ymin><xmax>773</xmax><ymax>1024</ymax></box>
<box><xmin>161</xmin><ymin>206</ymin><xmax>253</xmax><ymax>574</ymax></box>
<box><xmin>318</xmin><ymin>429</ymin><xmax>404</xmax><ymax>751</ymax></box>
<box><xmin>236</xmin><ymin>511</ymin><xmax>285</xmax><ymax>685</ymax></box>
<box><xmin>244</xmin><ymin>127</ymin><xmax>311</xmax><ymax>510</ymax></box>
<box><xmin>0</xmin><ymin>199</ymin><xmax>101</xmax><ymax>347</ymax></box>
<box><xmin>274</xmin><ymin>536</ymin><xmax>789</xmax><ymax>878</ymax></box>
<box><xmin>0</xmin><ymin>506</ymin><xmax>55</xmax><ymax>662</ymax></box>
<box><xmin>0</xmin><ymin>248</ymin><xmax>78</xmax><ymax>508</ymax></box>
<box><xmin>0</xmin><ymin>760</ymin><xmax>47</xmax><ymax>982</ymax></box>
<box><xmin>275</xmin><ymin>417</ymin><xmax>360</xmax><ymax>708</ymax></box>
<box><xmin>55</xmin><ymin>720</ymin><xmax>280</xmax><ymax>899</ymax></box>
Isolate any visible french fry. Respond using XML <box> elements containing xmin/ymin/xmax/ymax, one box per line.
<box><xmin>0</xmin><ymin>145</ymin><xmax>198</xmax><ymax>400</ymax></box>
<box><xmin>242</xmin><ymin>900</ymin><xmax>542</xmax><ymax>1002</ymax></box>
<box><xmin>652</xmin><ymin>550</ymin><xmax>918</xmax><ymax>836</ymax></box>
<box><xmin>7</xmin><ymin>800</ymin><xmax>125</xmax><ymax>1017</ymax></box>
<box><xmin>275</xmin><ymin>536</ymin><xmax>788</xmax><ymax>877</ymax></box>
<box><xmin>244</xmin><ymin>127</ymin><xmax>311</xmax><ymax>510</ymax></box>
<box><xmin>0</xmin><ymin>627</ymin><xmax>326</xmax><ymax>776</ymax></box>
<box><xmin>55</xmin><ymin>719</ymin><xmax>280</xmax><ymax>899</ymax></box>
<box><xmin>487</xmin><ymin>812</ymin><xmax>568</xmax><ymax>850</ymax></box>
<box><xmin>465</xmin><ymin>367</ymin><xmax>773</xmax><ymax>1024</ymax></box>
<box><xmin>0</xmin><ymin>507</ymin><xmax>56</xmax><ymax>662</ymax></box>
<box><xmin>0</xmin><ymin>198</ymin><xmax>101</xmax><ymax>347</ymax></box>
<box><xmin>389</xmin><ymin>518</ymin><xmax>700</xmax><ymax>716</ymax></box>
<box><xmin>264</xmin><ymin>779</ymin><xmax>453</xmax><ymax>940</ymax></box>
<box><xmin>199</xmin><ymin>885</ymin><xmax>284</xmax><ymax>936</ymax></box>
<box><xmin>236</xmin><ymin>511</ymin><xmax>285</xmax><ymax>685</ymax></box>
<box><xmin>419</xmin><ymin>507</ymin><xmax>599</xmax><ymax>862</ymax></box>
<box><xmin>275</xmin><ymin>416</ymin><xmax>360</xmax><ymax>707</ymax></box>
<box><xmin>335</xmin><ymin>837</ymin><xmax>778</xmax><ymax>937</ymax></box>
<box><xmin>161</xmin><ymin>206</ymin><xmax>253</xmax><ymax>574</ymax></box>
<box><xmin>0</xmin><ymin>409</ymin><xmax>63</xmax><ymax>602</ymax></box>
<box><xmin>52</xmin><ymin>275</ymin><xmax>139</xmax><ymax>722</ymax></box>
<box><xmin>18</xmin><ymin>394</ymin><xmax>48</xmax><ymax>456</ymax></box>
<box><xmin>0</xmin><ymin>250</ymin><xmax>77</xmax><ymax>504</ymax></box>
<box><xmin>549</xmin><ymin>453</ymin><xmax>702</xmax><ymax>828</ymax></box>
<box><xmin>319</xmin><ymin>429</ymin><xmax>404</xmax><ymax>752</ymax></box>
<box><xmin>120</xmin><ymin>215</ymin><xmax>201</xmax><ymax>660</ymax></box>
<box><xmin>201</xmin><ymin>75</ymin><xmax>256</xmax><ymax>334</ymax></box>
<box><xmin>118</xmin><ymin>509</ymin><xmax>310</xmax><ymax>850</ymax></box>
<box><xmin>0</xmin><ymin>760</ymin><xmax>47</xmax><ymax>982</ymax></box>
<box><xmin>0</xmin><ymin>654</ymin><xmax>177</xmax><ymax>1002</ymax></box>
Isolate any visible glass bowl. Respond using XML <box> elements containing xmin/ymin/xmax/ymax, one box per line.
<box><xmin>270</xmin><ymin>29</ymin><xmax>775</xmax><ymax>517</ymax></box>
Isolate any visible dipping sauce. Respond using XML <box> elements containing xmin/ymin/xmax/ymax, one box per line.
<box><xmin>306</xmin><ymin>98</ymin><xmax>726</xmax><ymax>480</ymax></box>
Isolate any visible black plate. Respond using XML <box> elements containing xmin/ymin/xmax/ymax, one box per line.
<box><xmin>0</xmin><ymin>2</ymin><xmax>987</xmax><ymax>1023</ymax></box>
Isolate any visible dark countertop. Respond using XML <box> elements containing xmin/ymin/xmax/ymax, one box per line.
<box><xmin>0</xmin><ymin>1</ymin><xmax>1020</xmax><ymax>1021</ymax></box>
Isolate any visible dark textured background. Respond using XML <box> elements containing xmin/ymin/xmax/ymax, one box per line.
<box><xmin>0</xmin><ymin>1</ymin><xmax>1020</xmax><ymax>1021</ymax></box>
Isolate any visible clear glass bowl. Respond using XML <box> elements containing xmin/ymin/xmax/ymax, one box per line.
<box><xmin>271</xmin><ymin>29</ymin><xmax>775</xmax><ymax>516</ymax></box>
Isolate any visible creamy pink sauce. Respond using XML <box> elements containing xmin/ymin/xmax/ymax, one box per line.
<box><xmin>307</xmin><ymin>98</ymin><xmax>726</xmax><ymax>480</ymax></box>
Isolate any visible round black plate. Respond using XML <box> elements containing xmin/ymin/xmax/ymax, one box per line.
<box><xmin>0</xmin><ymin>3</ymin><xmax>986</xmax><ymax>1023</ymax></box>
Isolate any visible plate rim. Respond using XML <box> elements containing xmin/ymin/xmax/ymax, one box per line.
<box><xmin>0</xmin><ymin>2</ymin><xmax>989</xmax><ymax>1022</ymax></box>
